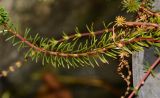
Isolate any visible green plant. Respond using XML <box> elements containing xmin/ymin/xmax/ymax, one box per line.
<box><xmin>0</xmin><ymin>0</ymin><xmax>160</xmax><ymax>98</ymax></box>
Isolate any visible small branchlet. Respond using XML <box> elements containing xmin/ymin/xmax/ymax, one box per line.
<box><xmin>0</xmin><ymin>61</ymin><xmax>23</xmax><ymax>77</ymax></box>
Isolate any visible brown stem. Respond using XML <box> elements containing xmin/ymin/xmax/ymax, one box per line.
<box><xmin>3</xmin><ymin>21</ymin><xmax>160</xmax><ymax>58</ymax></box>
<box><xmin>58</xmin><ymin>22</ymin><xmax>159</xmax><ymax>43</ymax></box>
<box><xmin>7</xmin><ymin>28</ymin><xmax>160</xmax><ymax>57</ymax></box>
<box><xmin>125</xmin><ymin>22</ymin><xmax>160</xmax><ymax>28</ymax></box>
<box><xmin>128</xmin><ymin>57</ymin><xmax>160</xmax><ymax>98</ymax></box>
<box><xmin>58</xmin><ymin>29</ymin><xmax>112</xmax><ymax>43</ymax></box>
<box><xmin>0</xmin><ymin>60</ymin><xmax>23</xmax><ymax>77</ymax></box>
<box><xmin>140</xmin><ymin>6</ymin><xmax>160</xmax><ymax>17</ymax></box>
<box><xmin>122</xmin><ymin>37</ymin><xmax>160</xmax><ymax>45</ymax></box>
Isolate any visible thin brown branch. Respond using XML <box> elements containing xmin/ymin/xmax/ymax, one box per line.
<box><xmin>7</xmin><ymin>28</ymin><xmax>160</xmax><ymax>57</ymax></box>
<box><xmin>57</xmin><ymin>29</ymin><xmax>112</xmax><ymax>43</ymax></box>
<box><xmin>0</xmin><ymin>61</ymin><xmax>23</xmax><ymax>77</ymax></box>
<box><xmin>140</xmin><ymin>6</ymin><xmax>160</xmax><ymax>17</ymax></box>
<box><xmin>3</xmin><ymin>21</ymin><xmax>160</xmax><ymax>58</ymax></box>
<box><xmin>122</xmin><ymin>37</ymin><xmax>160</xmax><ymax>45</ymax></box>
<box><xmin>58</xmin><ymin>22</ymin><xmax>159</xmax><ymax>43</ymax></box>
<box><xmin>125</xmin><ymin>22</ymin><xmax>160</xmax><ymax>28</ymax></box>
<box><xmin>128</xmin><ymin>57</ymin><xmax>160</xmax><ymax>98</ymax></box>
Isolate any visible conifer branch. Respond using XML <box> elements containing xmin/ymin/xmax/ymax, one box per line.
<box><xmin>56</xmin><ymin>22</ymin><xmax>160</xmax><ymax>43</ymax></box>
<box><xmin>0</xmin><ymin>0</ymin><xmax>160</xmax><ymax>68</ymax></box>
<box><xmin>0</xmin><ymin>0</ymin><xmax>160</xmax><ymax>97</ymax></box>
<box><xmin>2</xmin><ymin>21</ymin><xmax>160</xmax><ymax>57</ymax></box>
<box><xmin>128</xmin><ymin>57</ymin><xmax>160</xmax><ymax>98</ymax></box>
<box><xmin>0</xmin><ymin>18</ymin><xmax>159</xmax><ymax>68</ymax></box>
<box><xmin>5</xmin><ymin>29</ymin><xmax>160</xmax><ymax>57</ymax></box>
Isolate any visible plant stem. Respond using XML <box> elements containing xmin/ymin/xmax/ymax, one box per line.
<box><xmin>128</xmin><ymin>57</ymin><xmax>160</xmax><ymax>98</ymax></box>
<box><xmin>3</xmin><ymin>21</ymin><xmax>160</xmax><ymax>58</ymax></box>
<box><xmin>58</xmin><ymin>22</ymin><xmax>159</xmax><ymax>43</ymax></box>
<box><xmin>140</xmin><ymin>6</ymin><xmax>160</xmax><ymax>17</ymax></box>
